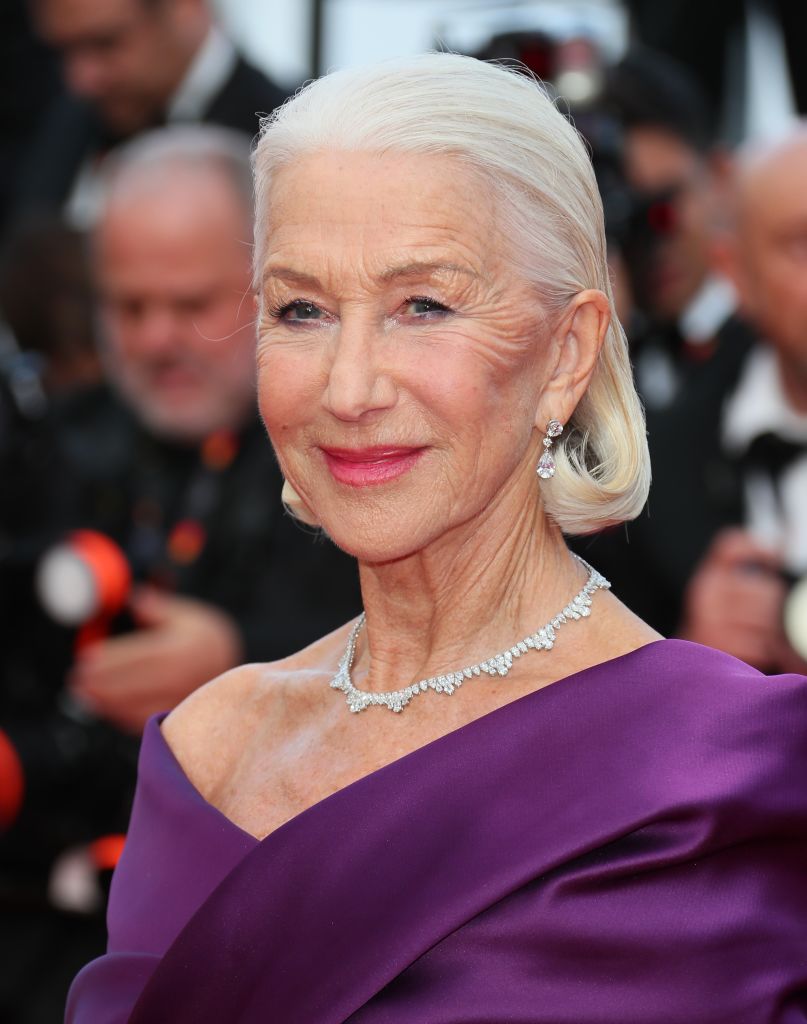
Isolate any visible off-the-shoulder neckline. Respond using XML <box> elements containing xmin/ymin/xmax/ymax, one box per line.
<box><xmin>150</xmin><ymin>638</ymin><xmax>705</xmax><ymax>843</ymax></box>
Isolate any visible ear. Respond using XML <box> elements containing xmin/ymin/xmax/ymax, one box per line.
<box><xmin>534</xmin><ymin>289</ymin><xmax>610</xmax><ymax>431</ymax></box>
<box><xmin>281</xmin><ymin>479</ymin><xmax>321</xmax><ymax>527</ymax></box>
<box><xmin>714</xmin><ymin>228</ymin><xmax>757</xmax><ymax>321</ymax></box>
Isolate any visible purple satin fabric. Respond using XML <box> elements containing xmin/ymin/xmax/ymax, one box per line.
<box><xmin>66</xmin><ymin>640</ymin><xmax>807</xmax><ymax>1023</ymax></box>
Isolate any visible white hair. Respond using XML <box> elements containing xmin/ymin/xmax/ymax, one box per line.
<box><xmin>252</xmin><ymin>52</ymin><xmax>650</xmax><ymax>535</ymax></box>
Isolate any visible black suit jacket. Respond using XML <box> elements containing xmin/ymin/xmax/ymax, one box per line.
<box><xmin>572</xmin><ymin>317</ymin><xmax>756</xmax><ymax>636</ymax></box>
<box><xmin>49</xmin><ymin>384</ymin><xmax>361</xmax><ymax>662</ymax></box>
<box><xmin>15</xmin><ymin>54</ymin><xmax>287</xmax><ymax>214</ymax></box>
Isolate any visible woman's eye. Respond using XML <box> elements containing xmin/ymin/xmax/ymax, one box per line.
<box><xmin>271</xmin><ymin>300</ymin><xmax>325</xmax><ymax>322</ymax></box>
<box><xmin>402</xmin><ymin>296</ymin><xmax>451</xmax><ymax>317</ymax></box>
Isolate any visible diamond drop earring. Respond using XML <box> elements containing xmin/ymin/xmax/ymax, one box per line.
<box><xmin>537</xmin><ymin>419</ymin><xmax>563</xmax><ymax>479</ymax></box>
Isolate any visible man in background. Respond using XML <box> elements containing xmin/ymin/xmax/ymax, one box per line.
<box><xmin>674</xmin><ymin>128</ymin><xmax>807</xmax><ymax>671</ymax></box>
<box><xmin>0</xmin><ymin>126</ymin><xmax>360</xmax><ymax>1023</ymax></box>
<box><xmin>19</xmin><ymin>0</ymin><xmax>287</xmax><ymax>225</ymax></box>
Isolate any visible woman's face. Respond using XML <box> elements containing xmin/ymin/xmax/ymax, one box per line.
<box><xmin>257</xmin><ymin>149</ymin><xmax>557</xmax><ymax>562</ymax></box>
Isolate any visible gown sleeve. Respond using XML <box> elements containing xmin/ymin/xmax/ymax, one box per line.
<box><xmin>65</xmin><ymin>715</ymin><xmax>257</xmax><ymax>1023</ymax></box>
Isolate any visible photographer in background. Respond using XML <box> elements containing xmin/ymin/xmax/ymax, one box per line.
<box><xmin>604</xmin><ymin>46</ymin><xmax>745</xmax><ymax>410</ymax></box>
<box><xmin>580</xmin><ymin>125</ymin><xmax>807</xmax><ymax>675</ymax></box>
<box><xmin>0</xmin><ymin>125</ymin><xmax>360</xmax><ymax>1024</ymax></box>
<box><xmin>675</xmin><ymin>128</ymin><xmax>807</xmax><ymax>672</ymax></box>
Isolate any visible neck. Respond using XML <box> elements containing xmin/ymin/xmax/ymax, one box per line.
<box><xmin>776</xmin><ymin>349</ymin><xmax>807</xmax><ymax>414</ymax></box>
<box><xmin>165</xmin><ymin>15</ymin><xmax>213</xmax><ymax>100</ymax></box>
<box><xmin>355</xmin><ymin>468</ymin><xmax>583</xmax><ymax>693</ymax></box>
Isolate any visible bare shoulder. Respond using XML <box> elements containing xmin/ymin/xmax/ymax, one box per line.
<box><xmin>161</xmin><ymin>621</ymin><xmax>354</xmax><ymax>791</ymax></box>
<box><xmin>161</xmin><ymin>662</ymin><xmax>265</xmax><ymax>777</ymax></box>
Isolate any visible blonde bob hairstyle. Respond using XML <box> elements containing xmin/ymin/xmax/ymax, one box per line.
<box><xmin>252</xmin><ymin>52</ymin><xmax>650</xmax><ymax>535</ymax></box>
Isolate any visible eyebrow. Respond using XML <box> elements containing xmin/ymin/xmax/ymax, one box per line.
<box><xmin>262</xmin><ymin>260</ymin><xmax>479</xmax><ymax>289</ymax></box>
<box><xmin>378</xmin><ymin>261</ymin><xmax>479</xmax><ymax>283</ymax></box>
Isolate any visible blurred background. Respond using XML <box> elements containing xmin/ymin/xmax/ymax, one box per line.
<box><xmin>2</xmin><ymin>1</ymin><xmax>807</xmax><ymax>1020</ymax></box>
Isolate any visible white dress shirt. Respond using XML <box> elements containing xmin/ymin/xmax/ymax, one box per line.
<box><xmin>722</xmin><ymin>344</ymin><xmax>807</xmax><ymax>573</ymax></box>
<box><xmin>680</xmin><ymin>274</ymin><xmax>737</xmax><ymax>347</ymax></box>
<box><xmin>638</xmin><ymin>275</ymin><xmax>737</xmax><ymax>411</ymax></box>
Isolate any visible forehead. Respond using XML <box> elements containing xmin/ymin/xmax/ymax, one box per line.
<box><xmin>261</xmin><ymin>150</ymin><xmax>500</xmax><ymax>283</ymax></box>
<box><xmin>741</xmin><ymin>144</ymin><xmax>807</xmax><ymax>234</ymax></box>
<box><xmin>97</xmin><ymin>175</ymin><xmax>250</xmax><ymax>282</ymax></box>
<box><xmin>624</xmin><ymin>126</ymin><xmax>701</xmax><ymax>192</ymax></box>
<box><xmin>35</xmin><ymin>0</ymin><xmax>145</xmax><ymax>38</ymax></box>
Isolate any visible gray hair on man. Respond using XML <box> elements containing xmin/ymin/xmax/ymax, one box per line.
<box><xmin>100</xmin><ymin>123</ymin><xmax>255</xmax><ymax>234</ymax></box>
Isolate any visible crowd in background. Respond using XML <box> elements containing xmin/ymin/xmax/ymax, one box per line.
<box><xmin>1</xmin><ymin>0</ymin><xmax>806</xmax><ymax>1020</ymax></box>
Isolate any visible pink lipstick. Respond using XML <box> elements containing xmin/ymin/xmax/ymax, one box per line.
<box><xmin>320</xmin><ymin>446</ymin><xmax>425</xmax><ymax>487</ymax></box>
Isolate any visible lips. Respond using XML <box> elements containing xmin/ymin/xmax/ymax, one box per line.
<box><xmin>319</xmin><ymin>445</ymin><xmax>426</xmax><ymax>487</ymax></box>
<box><xmin>149</xmin><ymin>365</ymin><xmax>199</xmax><ymax>391</ymax></box>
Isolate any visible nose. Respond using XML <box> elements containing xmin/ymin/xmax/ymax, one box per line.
<box><xmin>64</xmin><ymin>52</ymin><xmax>107</xmax><ymax>100</ymax></box>
<box><xmin>322</xmin><ymin>322</ymin><xmax>397</xmax><ymax>422</ymax></box>
<box><xmin>128</xmin><ymin>307</ymin><xmax>184</xmax><ymax>357</ymax></box>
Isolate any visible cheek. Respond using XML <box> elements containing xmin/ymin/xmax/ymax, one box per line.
<box><xmin>398</xmin><ymin>334</ymin><xmax>540</xmax><ymax>450</ymax></box>
<box><xmin>756</xmin><ymin>261</ymin><xmax>800</xmax><ymax>313</ymax></box>
<box><xmin>256</xmin><ymin>324</ymin><xmax>543</xmax><ymax>462</ymax></box>
<box><xmin>105</xmin><ymin>330</ymin><xmax>143</xmax><ymax>377</ymax></box>
<box><xmin>209</xmin><ymin>336</ymin><xmax>255</xmax><ymax>386</ymax></box>
<box><xmin>257</xmin><ymin>341</ymin><xmax>321</xmax><ymax>440</ymax></box>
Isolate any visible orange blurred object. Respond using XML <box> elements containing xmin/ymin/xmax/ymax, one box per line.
<box><xmin>36</xmin><ymin>529</ymin><xmax>132</xmax><ymax>630</ymax></box>
<box><xmin>201</xmin><ymin>430</ymin><xmax>238</xmax><ymax>471</ymax></box>
<box><xmin>70</xmin><ymin>530</ymin><xmax>132</xmax><ymax>615</ymax></box>
<box><xmin>167</xmin><ymin>519</ymin><xmax>207</xmax><ymax>565</ymax></box>
<box><xmin>89</xmin><ymin>834</ymin><xmax>127</xmax><ymax>872</ymax></box>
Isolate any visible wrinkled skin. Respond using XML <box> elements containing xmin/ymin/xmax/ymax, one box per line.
<box><xmin>257</xmin><ymin>150</ymin><xmax>594</xmax><ymax>566</ymax></box>
<box><xmin>161</xmin><ymin>149</ymin><xmax>658</xmax><ymax>842</ymax></box>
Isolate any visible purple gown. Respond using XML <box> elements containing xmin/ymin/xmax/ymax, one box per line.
<box><xmin>66</xmin><ymin>640</ymin><xmax>807</xmax><ymax>1023</ymax></box>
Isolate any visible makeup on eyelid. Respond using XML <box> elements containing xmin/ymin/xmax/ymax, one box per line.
<box><xmin>267</xmin><ymin>295</ymin><xmax>453</xmax><ymax>323</ymax></box>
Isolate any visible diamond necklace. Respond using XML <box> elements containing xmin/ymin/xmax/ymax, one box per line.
<box><xmin>330</xmin><ymin>554</ymin><xmax>610</xmax><ymax>714</ymax></box>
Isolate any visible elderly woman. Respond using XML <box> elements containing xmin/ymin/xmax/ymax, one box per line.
<box><xmin>67</xmin><ymin>54</ymin><xmax>807</xmax><ymax>1023</ymax></box>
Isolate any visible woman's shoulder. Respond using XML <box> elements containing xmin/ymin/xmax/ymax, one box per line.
<box><xmin>583</xmin><ymin>597</ymin><xmax>806</xmax><ymax>731</ymax></box>
<box><xmin>631</xmin><ymin>637</ymin><xmax>807</xmax><ymax>732</ymax></box>
<box><xmin>161</xmin><ymin>619</ymin><xmax>355</xmax><ymax>792</ymax></box>
<box><xmin>620</xmin><ymin>639</ymin><xmax>807</xmax><ymax>822</ymax></box>
<box><xmin>640</xmin><ymin>636</ymin><xmax>807</xmax><ymax>697</ymax></box>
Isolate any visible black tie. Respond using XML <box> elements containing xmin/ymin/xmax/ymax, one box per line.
<box><xmin>742</xmin><ymin>431</ymin><xmax>806</xmax><ymax>482</ymax></box>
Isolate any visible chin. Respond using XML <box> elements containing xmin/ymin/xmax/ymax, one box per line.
<box><xmin>137</xmin><ymin>406</ymin><xmax>212</xmax><ymax>445</ymax></box>
<box><xmin>98</xmin><ymin>98</ymin><xmax>155</xmax><ymax>138</ymax></box>
<box><xmin>316</xmin><ymin>501</ymin><xmax>449</xmax><ymax>565</ymax></box>
<box><xmin>128</xmin><ymin>388</ymin><xmax>240</xmax><ymax>444</ymax></box>
<box><xmin>326</xmin><ymin>532</ymin><xmax>427</xmax><ymax>567</ymax></box>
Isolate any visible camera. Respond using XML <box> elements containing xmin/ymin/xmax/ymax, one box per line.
<box><xmin>784</xmin><ymin>574</ymin><xmax>807</xmax><ymax>661</ymax></box>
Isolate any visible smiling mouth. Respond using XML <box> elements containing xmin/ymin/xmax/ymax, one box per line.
<box><xmin>319</xmin><ymin>446</ymin><xmax>427</xmax><ymax>487</ymax></box>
